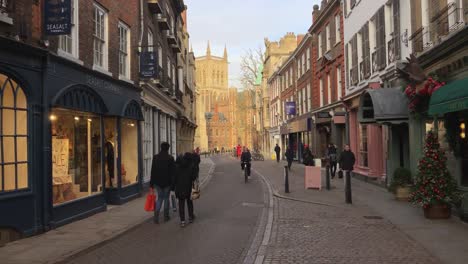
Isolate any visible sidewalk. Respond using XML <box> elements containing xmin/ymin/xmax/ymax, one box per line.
<box><xmin>255</xmin><ymin>160</ymin><xmax>468</xmax><ymax>264</ymax></box>
<box><xmin>0</xmin><ymin>158</ymin><xmax>215</xmax><ymax>264</ymax></box>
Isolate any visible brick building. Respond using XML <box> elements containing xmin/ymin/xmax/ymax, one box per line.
<box><xmin>0</xmin><ymin>0</ymin><xmax>195</xmax><ymax>243</ymax></box>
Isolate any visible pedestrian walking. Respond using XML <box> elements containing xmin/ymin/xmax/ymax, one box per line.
<box><xmin>274</xmin><ymin>144</ymin><xmax>281</xmax><ymax>163</ymax></box>
<box><xmin>285</xmin><ymin>146</ymin><xmax>294</xmax><ymax>171</ymax></box>
<box><xmin>150</xmin><ymin>142</ymin><xmax>176</xmax><ymax>224</ymax></box>
<box><xmin>326</xmin><ymin>143</ymin><xmax>338</xmax><ymax>178</ymax></box>
<box><xmin>338</xmin><ymin>144</ymin><xmax>356</xmax><ymax>177</ymax></box>
<box><xmin>174</xmin><ymin>152</ymin><xmax>197</xmax><ymax>227</ymax></box>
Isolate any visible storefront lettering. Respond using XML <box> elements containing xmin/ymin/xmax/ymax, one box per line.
<box><xmin>447</xmin><ymin>101</ymin><xmax>467</xmax><ymax>112</ymax></box>
<box><xmin>86</xmin><ymin>75</ymin><xmax>122</xmax><ymax>95</ymax></box>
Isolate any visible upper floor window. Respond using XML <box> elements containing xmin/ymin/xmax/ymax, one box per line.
<box><xmin>318</xmin><ymin>32</ymin><xmax>323</xmax><ymax>58</ymax></box>
<box><xmin>93</xmin><ymin>4</ymin><xmax>108</xmax><ymax>69</ymax></box>
<box><xmin>335</xmin><ymin>15</ymin><xmax>341</xmax><ymax>44</ymax></box>
<box><xmin>0</xmin><ymin>73</ymin><xmax>29</xmax><ymax>193</ymax></box>
<box><xmin>148</xmin><ymin>29</ymin><xmax>154</xmax><ymax>52</ymax></box>
<box><xmin>59</xmin><ymin>0</ymin><xmax>79</xmax><ymax>58</ymax></box>
<box><xmin>326</xmin><ymin>24</ymin><xmax>331</xmax><ymax>51</ymax></box>
<box><xmin>118</xmin><ymin>22</ymin><xmax>130</xmax><ymax>78</ymax></box>
<box><xmin>306</xmin><ymin>48</ymin><xmax>310</xmax><ymax>70</ymax></box>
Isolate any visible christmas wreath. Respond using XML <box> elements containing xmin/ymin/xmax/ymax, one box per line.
<box><xmin>403</xmin><ymin>77</ymin><xmax>445</xmax><ymax>114</ymax></box>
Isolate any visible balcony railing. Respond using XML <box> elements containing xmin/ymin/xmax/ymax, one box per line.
<box><xmin>171</xmin><ymin>36</ymin><xmax>182</xmax><ymax>53</ymax></box>
<box><xmin>359</xmin><ymin>61</ymin><xmax>365</xmax><ymax>81</ymax></box>
<box><xmin>156</xmin><ymin>13</ymin><xmax>170</xmax><ymax>30</ymax></box>
<box><xmin>166</xmin><ymin>31</ymin><xmax>177</xmax><ymax>45</ymax></box>
<box><xmin>388</xmin><ymin>38</ymin><xmax>396</xmax><ymax>64</ymax></box>
<box><xmin>147</xmin><ymin>0</ymin><xmax>162</xmax><ymax>14</ymax></box>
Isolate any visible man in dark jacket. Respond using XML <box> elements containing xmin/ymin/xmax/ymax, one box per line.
<box><xmin>338</xmin><ymin>144</ymin><xmax>356</xmax><ymax>177</ymax></box>
<box><xmin>150</xmin><ymin>142</ymin><xmax>176</xmax><ymax>224</ymax></box>
<box><xmin>241</xmin><ymin>147</ymin><xmax>252</xmax><ymax>176</ymax></box>
<box><xmin>174</xmin><ymin>153</ymin><xmax>197</xmax><ymax>227</ymax></box>
<box><xmin>285</xmin><ymin>146</ymin><xmax>294</xmax><ymax>171</ymax></box>
<box><xmin>274</xmin><ymin>144</ymin><xmax>281</xmax><ymax>163</ymax></box>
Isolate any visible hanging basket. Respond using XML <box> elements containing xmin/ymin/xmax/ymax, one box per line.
<box><xmin>423</xmin><ymin>204</ymin><xmax>451</xmax><ymax>219</ymax></box>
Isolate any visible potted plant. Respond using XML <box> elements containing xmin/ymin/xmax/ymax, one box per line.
<box><xmin>409</xmin><ymin>131</ymin><xmax>462</xmax><ymax>219</ymax></box>
<box><xmin>388</xmin><ymin>168</ymin><xmax>412</xmax><ymax>201</ymax></box>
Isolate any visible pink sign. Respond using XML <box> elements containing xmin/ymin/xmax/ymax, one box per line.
<box><xmin>305</xmin><ymin>166</ymin><xmax>322</xmax><ymax>190</ymax></box>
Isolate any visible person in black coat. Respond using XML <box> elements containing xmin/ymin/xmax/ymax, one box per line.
<box><xmin>338</xmin><ymin>144</ymin><xmax>356</xmax><ymax>174</ymax></box>
<box><xmin>241</xmin><ymin>147</ymin><xmax>252</xmax><ymax>176</ymax></box>
<box><xmin>274</xmin><ymin>144</ymin><xmax>281</xmax><ymax>163</ymax></box>
<box><xmin>150</xmin><ymin>142</ymin><xmax>176</xmax><ymax>224</ymax></box>
<box><xmin>174</xmin><ymin>152</ymin><xmax>197</xmax><ymax>227</ymax></box>
<box><xmin>285</xmin><ymin>146</ymin><xmax>294</xmax><ymax>171</ymax></box>
<box><xmin>326</xmin><ymin>143</ymin><xmax>338</xmax><ymax>178</ymax></box>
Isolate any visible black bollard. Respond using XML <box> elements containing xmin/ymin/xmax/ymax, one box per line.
<box><xmin>345</xmin><ymin>170</ymin><xmax>352</xmax><ymax>204</ymax></box>
<box><xmin>284</xmin><ymin>166</ymin><xmax>290</xmax><ymax>193</ymax></box>
<box><xmin>325</xmin><ymin>164</ymin><xmax>330</xmax><ymax>190</ymax></box>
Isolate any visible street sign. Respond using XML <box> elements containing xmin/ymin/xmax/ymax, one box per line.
<box><xmin>44</xmin><ymin>0</ymin><xmax>72</xmax><ymax>35</ymax></box>
<box><xmin>285</xmin><ymin>102</ymin><xmax>296</xmax><ymax>115</ymax></box>
<box><xmin>140</xmin><ymin>51</ymin><xmax>158</xmax><ymax>79</ymax></box>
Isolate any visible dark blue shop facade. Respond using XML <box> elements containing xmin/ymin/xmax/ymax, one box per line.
<box><xmin>0</xmin><ymin>38</ymin><xmax>143</xmax><ymax>238</ymax></box>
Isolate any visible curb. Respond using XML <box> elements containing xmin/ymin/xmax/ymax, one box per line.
<box><xmin>54</xmin><ymin>159</ymin><xmax>216</xmax><ymax>264</ymax></box>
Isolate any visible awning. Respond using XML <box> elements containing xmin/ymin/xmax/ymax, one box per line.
<box><xmin>358</xmin><ymin>88</ymin><xmax>409</xmax><ymax>124</ymax></box>
<box><xmin>428</xmin><ymin>78</ymin><xmax>468</xmax><ymax>115</ymax></box>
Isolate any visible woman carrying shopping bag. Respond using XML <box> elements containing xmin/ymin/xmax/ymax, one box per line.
<box><xmin>174</xmin><ymin>153</ymin><xmax>197</xmax><ymax>227</ymax></box>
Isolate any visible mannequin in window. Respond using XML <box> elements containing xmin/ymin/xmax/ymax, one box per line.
<box><xmin>105</xmin><ymin>131</ymin><xmax>115</xmax><ymax>187</ymax></box>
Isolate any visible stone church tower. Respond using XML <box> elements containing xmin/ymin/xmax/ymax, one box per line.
<box><xmin>194</xmin><ymin>42</ymin><xmax>237</xmax><ymax>151</ymax></box>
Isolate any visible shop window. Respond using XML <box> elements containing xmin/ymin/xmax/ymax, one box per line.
<box><xmin>359</xmin><ymin>124</ymin><xmax>368</xmax><ymax>167</ymax></box>
<box><xmin>50</xmin><ymin>109</ymin><xmax>102</xmax><ymax>205</ymax></box>
<box><xmin>121</xmin><ymin>118</ymin><xmax>138</xmax><ymax>186</ymax></box>
<box><xmin>142</xmin><ymin>106</ymin><xmax>153</xmax><ymax>183</ymax></box>
<box><xmin>0</xmin><ymin>74</ymin><xmax>28</xmax><ymax>192</ymax></box>
<box><xmin>104</xmin><ymin>118</ymin><xmax>118</xmax><ymax>188</ymax></box>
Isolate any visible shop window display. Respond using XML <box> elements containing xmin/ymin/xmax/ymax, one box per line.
<box><xmin>104</xmin><ymin>118</ymin><xmax>118</xmax><ymax>188</ymax></box>
<box><xmin>51</xmin><ymin>109</ymin><xmax>102</xmax><ymax>205</ymax></box>
<box><xmin>121</xmin><ymin>118</ymin><xmax>138</xmax><ymax>186</ymax></box>
<box><xmin>0</xmin><ymin>74</ymin><xmax>28</xmax><ymax>192</ymax></box>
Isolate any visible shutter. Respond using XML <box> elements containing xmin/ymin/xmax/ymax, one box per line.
<box><xmin>377</xmin><ymin>7</ymin><xmax>386</xmax><ymax>70</ymax></box>
<box><xmin>393</xmin><ymin>0</ymin><xmax>401</xmax><ymax>60</ymax></box>
<box><xmin>352</xmin><ymin>35</ymin><xmax>358</xmax><ymax>85</ymax></box>
<box><xmin>410</xmin><ymin>0</ymin><xmax>423</xmax><ymax>52</ymax></box>
<box><xmin>344</xmin><ymin>0</ymin><xmax>348</xmax><ymax>17</ymax></box>
<box><xmin>345</xmin><ymin>43</ymin><xmax>349</xmax><ymax>88</ymax></box>
<box><xmin>362</xmin><ymin>22</ymin><xmax>370</xmax><ymax>78</ymax></box>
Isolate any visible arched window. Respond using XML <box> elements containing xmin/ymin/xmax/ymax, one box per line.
<box><xmin>0</xmin><ymin>73</ymin><xmax>28</xmax><ymax>192</ymax></box>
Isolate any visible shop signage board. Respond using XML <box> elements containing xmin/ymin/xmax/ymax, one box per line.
<box><xmin>140</xmin><ymin>51</ymin><xmax>158</xmax><ymax>79</ymax></box>
<box><xmin>305</xmin><ymin>166</ymin><xmax>322</xmax><ymax>190</ymax></box>
<box><xmin>285</xmin><ymin>102</ymin><xmax>296</xmax><ymax>115</ymax></box>
<box><xmin>44</xmin><ymin>0</ymin><xmax>72</xmax><ymax>35</ymax></box>
<box><xmin>317</xmin><ymin>111</ymin><xmax>331</xmax><ymax>119</ymax></box>
<box><xmin>52</xmin><ymin>137</ymin><xmax>69</xmax><ymax>178</ymax></box>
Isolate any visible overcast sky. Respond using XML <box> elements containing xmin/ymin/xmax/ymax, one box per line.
<box><xmin>184</xmin><ymin>0</ymin><xmax>320</xmax><ymax>88</ymax></box>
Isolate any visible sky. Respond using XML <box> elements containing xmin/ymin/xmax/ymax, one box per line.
<box><xmin>184</xmin><ymin>0</ymin><xmax>320</xmax><ymax>88</ymax></box>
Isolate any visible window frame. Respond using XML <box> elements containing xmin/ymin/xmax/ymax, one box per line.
<box><xmin>93</xmin><ymin>3</ymin><xmax>109</xmax><ymax>70</ymax></box>
<box><xmin>58</xmin><ymin>0</ymin><xmax>79</xmax><ymax>59</ymax></box>
<box><xmin>118</xmin><ymin>22</ymin><xmax>131</xmax><ymax>79</ymax></box>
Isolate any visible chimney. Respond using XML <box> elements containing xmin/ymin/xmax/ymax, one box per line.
<box><xmin>312</xmin><ymin>5</ymin><xmax>320</xmax><ymax>24</ymax></box>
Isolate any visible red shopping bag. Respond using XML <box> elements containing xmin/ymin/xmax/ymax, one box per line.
<box><xmin>144</xmin><ymin>189</ymin><xmax>156</xmax><ymax>212</ymax></box>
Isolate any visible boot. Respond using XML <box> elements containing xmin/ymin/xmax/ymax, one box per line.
<box><xmin>153</xmin><ymin>211</ymin><xmax>160</xmax><ymax>224</ymax></box>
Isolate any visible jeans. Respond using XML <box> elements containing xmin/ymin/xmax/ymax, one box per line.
<box><xmin>329</xmin><ymin>162</ymin><xmax>337</xmax><ymax>177</ymax></box>
<box><xmin>154</xmin><ymin>186</ymin><xmax>171</xmax><ymax>218</ymax></box>
<box><xmin>178</xmin><ymin>198</ymin><xmax>194</xmax><ymax>222</ymax></box>
<box><xmin>287</xmin><ymin>160</ymin><xmax>293</xmax><ymax>170</ymax></box>
<box><xmin>276</xmin><ymin>152</ymin><xmax>280</xmax><ymax>162</ymax></box>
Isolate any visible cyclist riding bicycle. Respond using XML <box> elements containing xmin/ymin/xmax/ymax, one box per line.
<box><xmin>240</xmin><ymin>147</ymin><xmax>252</xmax><ymax>177</ymax></box>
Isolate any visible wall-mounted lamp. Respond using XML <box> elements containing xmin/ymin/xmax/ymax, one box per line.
<box><xmin>461</xmin><ymin>122</ymin><xmax>466</xmax><ymax>139</ymax></box>
<box><xmin>49</xmin><ymin>114</ymin><xmax>57</xmax><ymax>121</ymax></box>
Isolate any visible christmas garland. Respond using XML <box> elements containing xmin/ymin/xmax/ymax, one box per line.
<box><xmin>403</xmin><ymin>77</ymin><xmax>446</xmax><ymax>114</ymax></box>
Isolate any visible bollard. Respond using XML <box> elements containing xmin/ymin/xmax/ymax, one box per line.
<box><xmin>284</xmin><ymin>166</ymin><xmax>290</xmax><ymax>193</ymax></box>
<box><xmin>345</xmin><ymin>170</ymin><xmax>352</xmax><ymax>204</ymax></box>
<box><xmin>325</xmin><ymin>164</ymin><xmax>330</xmax><ymax>190</ymax></box>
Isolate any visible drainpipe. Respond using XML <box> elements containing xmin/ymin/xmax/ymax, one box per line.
<box><xmin>138</xmin><ymin>0</ymin><xmax>144</xmax><ymax>52</ymax></box>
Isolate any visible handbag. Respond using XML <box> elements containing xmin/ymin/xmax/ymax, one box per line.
<box><xmin>144</xmin><ymin>188</ymin><xmax>156</xmax><ymax>212</ymax></box>
<box><xmin>191</xmin><ymin>179</ymin><xmax>200</xmax><ymax>200</ymax></box>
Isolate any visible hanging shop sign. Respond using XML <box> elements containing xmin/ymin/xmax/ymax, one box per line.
<box><xmin>140</xmin><ymin>51</ymin><xmax>158</xmax><ymax>79</ymax></box>
<box><xmin>44</xmin><ymin>0</ymin><xmax>72</xmax><ymax>35</ymax></box>
<box><xmin>285</xmin><ymin>102</ymin><xmax>296</xmax><ymax>116</ymax></box>
<box><xmin>316</xmin><ymin>111</ymin><xmax>331</xmax><ymax>119</ymax></box>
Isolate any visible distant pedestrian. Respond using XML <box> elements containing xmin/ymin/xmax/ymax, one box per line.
<box><xmin>303</xmin><ymin>145</ymin><xmax>315</xmax><ymax>166</ymax></box>
<box><xmin>285</xmin><ymin>146</ymin><xmax>294</xmax><ymax>171</ymax></box>
<box><xmin>150</xmin><ymin>142</ymin><xmax>176</xmax><ymax>224</ymax></box>
<box><xmin>174</xmin><ymin>153</ymin><xmax>197</xmax><ymax>227</ymax></box>
<box><xmin>338</xmin><ymin>144</ymin><xmax>356</xmax><ymax>179</ymax></box>
<box><xmin>236</xmin><ymin>144</ymin><xmax>242</xmax><ymax>159</ymax></box>
<box><xmin>274</xmin><ymin>144</ymin><xmax>281</xmax><ymax>163</ymax></box>
<box><xmin>326</xmin><ymin>143</ymin><xmax>338</xmax><ymax>178</ymax></box>
<box><xmin>192</xmin><ymin>148</ymin><xmax>201</xmax><ymax>179</ymax></box>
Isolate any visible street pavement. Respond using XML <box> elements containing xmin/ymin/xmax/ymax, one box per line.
<box><xmin>66</xmin><ymin>155</ymin><xmax>265</xmax><ymax>264</ymax></box>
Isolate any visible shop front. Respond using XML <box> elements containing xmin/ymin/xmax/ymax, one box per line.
<box><xmin>0</xmin><ymin>41</ymin><xmax>143</xmax><ymax>240</ymax></box>
<box><xmin>281</xmin><ymin>116</ymin><xmax>312</xmax><ymax>162</ymax></box>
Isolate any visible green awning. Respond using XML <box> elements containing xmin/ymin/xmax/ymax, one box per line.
<box><xmin>428</xmin><ymin>78</ymin><xmax>468</xmax><ymax>115</ymax></box>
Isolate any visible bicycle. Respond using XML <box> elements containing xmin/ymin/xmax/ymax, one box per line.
<box><xmin>252</xmin><ymin>152</ymin><xmax>264</xmax><ymax>161</ymax></box>
<box><xmin>242</xmin><ymin>161</ymin><xmax>251</xmax><ymax>183</ymax></box>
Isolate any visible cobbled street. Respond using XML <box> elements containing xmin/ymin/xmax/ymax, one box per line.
<box><xmin>64</xmin><ymin>156</ymin><xmax>444</xmax><ymax>264</ymax></box>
